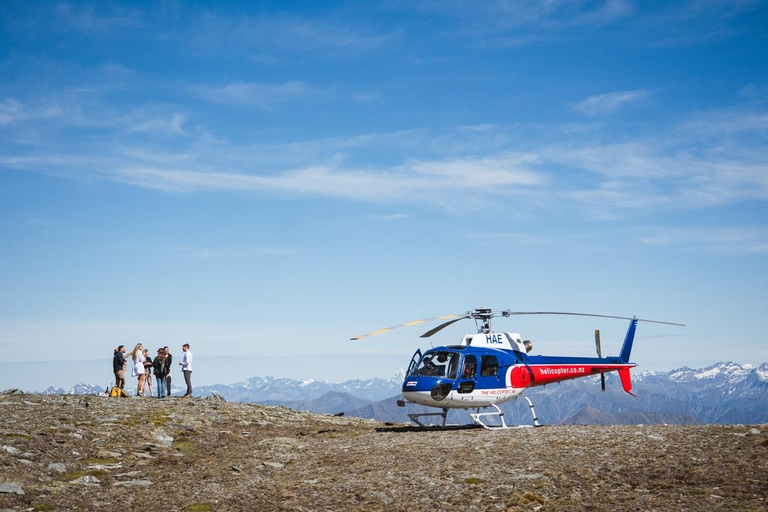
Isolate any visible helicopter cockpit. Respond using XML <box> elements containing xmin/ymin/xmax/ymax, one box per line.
<box><xmin>409</xmin><ymin>350</ymin><xmax>460</xmax><ymax>379</ymax></box>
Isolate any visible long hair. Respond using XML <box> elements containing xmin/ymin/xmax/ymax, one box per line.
<box><xmin>130</xmin><ymin>343</ymin><xmax>143</xmax><ymax>361</ymax></box>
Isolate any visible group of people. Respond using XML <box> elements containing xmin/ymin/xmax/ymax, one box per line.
<box><xmin>112</xmin><ymin>343</ymin><xmax>193</xmax><ymax>398</ymax></box>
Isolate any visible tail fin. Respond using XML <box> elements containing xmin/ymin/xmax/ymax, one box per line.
<box><xmin>618</xmin><ymin>367</ymin><xmax>636</xmax><ymax>397</ymax></box>
<box><xmin>619</xmin><ymin>317</ymin><xmax>638</xmax><ymax>363</ymax></box>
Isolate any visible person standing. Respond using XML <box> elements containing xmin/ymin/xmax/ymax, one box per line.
<box><xmin>180</xmin><ymin>343</ymin><xmax>193</xmax><ymax>398</ymax></box>
<box><xmin>143</xmin><ymin>348</ymin><xmax>153</xmax><ymax>398</ymax></box>
<box><xmin>113</xmin><ymin>345</ymin><xmax>127</xmax><ymax>389</ymax></box>
<box><xmin>163</xmin><ymin>346</ymin><xmax>172</xmax><ymax>396</ymax></box>
<box><xmin>130</xmin><ymin>343</ymin><xmax>146</xmax><ymax>396</ymax></box>
<box><xmin>153</xmin><ymin>349</ymin><xmax>168</xmax><ymax>398</ymax></box>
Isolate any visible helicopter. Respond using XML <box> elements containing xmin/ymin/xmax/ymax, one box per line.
<box><xmin>352</xmin><ymin>308</ymin><xmax>685</xmax><ymax>429</ymax></box>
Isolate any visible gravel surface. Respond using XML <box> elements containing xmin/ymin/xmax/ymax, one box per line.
<box><xmin>0</xmin><ymin>394</ymin><xmax>766</xmax><ymax>511</ymax></box>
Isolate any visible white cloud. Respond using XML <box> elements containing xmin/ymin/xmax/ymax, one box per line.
<box><xmin>124</xmin><ymin>112</ymin><xmax>186</xmax><ymax>136</ymax></box>
<box><xmin>192</xmin><ymin>81</ymin><xmax>310</xmax><ymax>109</ymax></box>
<box><xmin>0</xmin><ymin>98</ymin><xmax>62</xmax><ymax>125</ymax></box>
<box><xmin>110</xmin><ymin>154</ymin><xmax>546</xmax><ymax>205</ymax></box>
<box><xmin>369</xmin><ymin>213</ymin><xmax>410</xmax><ymax>220</ymax></box>
<box><xmin>572</xmin><ymin>89</ymin><xmax>654</xmax><ymax>116</ymax></box>
<box><xmin>636</xmin><ymin>227</ymin><xmax>768</xmax><ymax>254</ymax></box>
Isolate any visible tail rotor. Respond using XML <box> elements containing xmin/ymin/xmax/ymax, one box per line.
<box><xmin>595</xmin><ymin>329</ymin><xmax>606</xmax><ymax>392</ymax></box>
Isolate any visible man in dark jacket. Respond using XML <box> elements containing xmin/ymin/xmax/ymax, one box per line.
<box><xmin>113</xmin><ymin>345</ymin><xmax>126</xmax><ymax>389</ymax></box>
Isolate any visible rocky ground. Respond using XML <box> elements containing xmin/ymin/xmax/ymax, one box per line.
<box><xmin>0</xmin><ymin>394</ymin><xmax>766</xmax><ymax>511</ymax></box>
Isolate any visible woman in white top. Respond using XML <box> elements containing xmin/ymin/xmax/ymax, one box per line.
<box><xmin>130</xmin><ymin>343</ymin><xmax>146</xmax><ymax>396</ymax></box>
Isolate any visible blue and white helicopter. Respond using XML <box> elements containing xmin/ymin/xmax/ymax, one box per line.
<box><xmin>352</xmin><ymin>308</ymin><xmax>684</xmax><ymax>429</ymax></box>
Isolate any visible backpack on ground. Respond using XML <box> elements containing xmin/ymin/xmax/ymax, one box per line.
<box><xmin>110</xmin><ymin>386</ymin><xmax>128</xmax><ymax>397</ymax></box>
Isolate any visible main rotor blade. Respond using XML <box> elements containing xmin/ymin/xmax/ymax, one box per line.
<box><xmin>351</xmin><ymin>314</ymin><xmax>465</xmax><ymax>340</ymax></box>
<box><xmin>503</xmin><ymin>311</ymin><xmax>685</xmax><ymax>327</ymax></box>
<box><xmin>420</xmin><ymin>315</ymin><xmax>471</xmax><ymax>338</ymax></box>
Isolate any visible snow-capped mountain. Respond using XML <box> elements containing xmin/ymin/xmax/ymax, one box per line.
<box><xmin>195</xmin><ymin>370</ymin><xmax>405</xmax><ymax>403</ymax></box>
<box><xmin>32</xmin><ymin>363</ymin><xmax>767</xmax><ymax>425</ymax></box>
<box><xmin>67</xmin><ymin>383</ymin><xmax>107</xmax><ymax>395</ymax></box>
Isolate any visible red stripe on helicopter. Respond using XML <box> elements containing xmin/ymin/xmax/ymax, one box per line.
<box><xmin>508</xmin><ymin>364</ymin><xmax>633</xmax><ymax>388</ymax></box>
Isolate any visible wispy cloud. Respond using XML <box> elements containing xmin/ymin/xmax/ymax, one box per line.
<box><xmin>109</xmin><ymin>153</ymin><xmax>547</xmax><ymax>206</ymax></box>
<box><xmin>192</xmin><ymin>81</ymin><xmax>311</xmax><ymax>109</ymax></box>
<box><xmin>0</xmin><ymin>98</ymin><xmax>62</xmax><ymax>125</ymax></box>
<box><xmin>369</xmin><ymin>213</ymin><xmax>410</xmax><ymax>220</ymax></box>
<box><xmin>56</xmin><ymin>2</ymin><xmax>147</xmax><ymax>32</ymax></box>
<box><xmin>185</xmin><ymin>11</ymin><xmax>399</xmax><ymax>57</ymax></box>
<box><xmin>572</xmin><ymin>89</ymin><xmax>655</xmax><ymax>116</ymax></box>
<box><xmin>636</xmin><ymin>227</ymin><xmax>768</xmax><ymax>254</ymax></box>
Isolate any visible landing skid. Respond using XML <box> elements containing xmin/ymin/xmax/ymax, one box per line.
<box><xmin>469</xmin><ymin>397</ymin><xmax>541</xmax><ymax>430</ymax></box>
<box><xmin>407</xmin><ymin>408</ymin><xmax>450</xmax><ymax>428</ymax></box>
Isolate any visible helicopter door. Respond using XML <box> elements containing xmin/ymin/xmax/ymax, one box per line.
<box><xmin>458</xmin><ymin>355</ymin><xmax>477</xmax><ymax>393</ymax></box>
<box><xmin>406</xmin><ymin>349</ymin><xmax>422</xmax><ymax>376</ymax></box>
<box><xmin>477</xmin><ymin>355</ymin><xmax>502</xmax><ymax>390</ymax></box>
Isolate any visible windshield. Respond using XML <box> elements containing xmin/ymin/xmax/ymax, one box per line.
<box><xmin>410</xmin><ymin>351</ymin><xmax>459</xmax><ymax>379</ymax></box>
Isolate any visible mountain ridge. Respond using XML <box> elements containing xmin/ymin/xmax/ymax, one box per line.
<box><xmin>22</xmin><ymin>361</ymin><xmax>768</xmax><ymax>425</ymax></box>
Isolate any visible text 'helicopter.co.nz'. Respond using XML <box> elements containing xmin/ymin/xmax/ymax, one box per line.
<box><xmin>352</xmin><ymin>308</ymin><xmax>685</xmax><ymax>430</ymax></box>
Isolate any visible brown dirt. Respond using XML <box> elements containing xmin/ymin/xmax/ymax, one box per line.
<box><xmin>0</xmin><ymin>394</ymin><xmax>766</xmax><ymax>511</ymax></box>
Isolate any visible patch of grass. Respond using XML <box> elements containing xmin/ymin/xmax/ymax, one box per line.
<box><xmin>465</xmin><ymin>477</ymin><xmax>485</xmax><ymax>485</ymax></box>
<box><xmin>185</xmin><ymin>504</ymin><xmax>213</xmax><ymax>512</ymax></box>
<box><xmin>64</xmin><ymin>470</ymin><xmax>108</xmax><ymax>481</ymax></box>
<box><xmin>172</xmin><ymin>437</ymin><xmax>196</xmax><ymax>453</ymax></box>
<box><xmin>32</xmin><ymin>504</ymin><xmax>55</xmax><ymax>511</ymax></box>
<box><xmin>147</xmin><ymin>412</ymin><xmax>171</xmax><ymax>426</ymax></box>
<box><xmin>2</xmin><ymin>433</ymin><xmax>33</xmax><ymax>440</ymax></box>
<box><xmin>519</xmin><ymin>491</ymin><xmax>544</xmax><ymax>505</ymax></box>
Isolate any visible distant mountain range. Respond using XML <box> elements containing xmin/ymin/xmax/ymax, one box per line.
<box><xmin>32</xmin><ymin>362</ymin><xmax>768</xmax><ymax>425</ymax></box>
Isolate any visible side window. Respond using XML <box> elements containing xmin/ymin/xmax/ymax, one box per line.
<box><xmin>481</xmin><ymin>355</ymin><xmax>498</xmax><ymax>377</ymax></box>
<box><xmin>461</xmin><ymin>355</ymin><xmax>477</xmax><ymax>379</ymax></box>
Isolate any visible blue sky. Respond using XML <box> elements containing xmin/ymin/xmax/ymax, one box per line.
<box><xmin>1</xmin><ymin>1</ymin><xmax>767</xmax><ymax>391</ymax></box>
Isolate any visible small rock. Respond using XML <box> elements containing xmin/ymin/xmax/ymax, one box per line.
<box><xmin>368</xmin><ymin>491</ymin><xmax>393</xmax><ymax>505</ymax></box>
<box><xmin>0</xmin><ymin>482</ymin><xmax>24</xmax><ymax>494</ymax></box>
<box><xmin>113</xmin><ymin>479</ymin><xmax>152</xmax><ymax>488</ymax></box>
<box><xmin>2</xmin><ymin>445</ymin><xmax>21</xmax><ymax>455</ymax></box>
<box><xmin>135</xmin><ymin>452</ymin><xmax>155</xmax><ymax>459</ymax></box>
<box><xmin>115</xmin><ymin>471</ymin><xmax>142</xmax><ymax>477</ymax></box>
<box><xmin>71</xmin><ymin>475</ymin><xmax>100</xmax><ymax>486</ymax></box>
<box><xmin>48</xmin><ymin>463</ymin><xmax>66</xmax><ymax>473</ymax></box>
<box><xmin>262</xmin><ymin>462</ymin><xmax>284</xmax><ymax>469</ymax></box>
<box><xmin>19</xmin><ymin>459</ymin><xmax>33</xmax><ymax>465</ymax></box>
<box><xmin>512</xmin><ymin>473</ymin><xmax>543</xmax><ymax>480</ymax></box>
<box><xmin>154</xmin><ymin>431</ymin><xmax>173</xmax><ymax>447</ymax></box>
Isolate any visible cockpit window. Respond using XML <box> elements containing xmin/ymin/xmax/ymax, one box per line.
<box><xmin>410</xmin><ymin>351</ymin><xmax>459</xmax><ymax>379</ymax></box>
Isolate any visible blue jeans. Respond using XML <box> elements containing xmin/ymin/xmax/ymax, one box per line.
<box><xmin>156</xmin><ymin>376</ymin><xmax>167</xmax><ymax>397</ymax></box>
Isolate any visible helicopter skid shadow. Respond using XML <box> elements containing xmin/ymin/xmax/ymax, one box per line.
<box><xmin>376</xmin><ymin>422</ymin><xmax>548</xmax><ymax>433</ymax></box>
<box><xmin>375</xmin><ymin>423</ymin><xmax>484</xmax><ymax>433</ymax></box>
